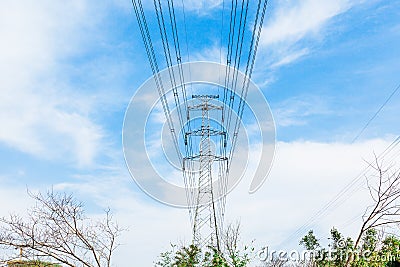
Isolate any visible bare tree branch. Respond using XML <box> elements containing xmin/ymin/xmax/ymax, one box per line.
<box><xmin>346</xmin><ymin>156</ymin><xmax>400</xmax><ymax>266</ymax></box>
<box><xmin>0</xmin><ymin>190</ymin><xmax>123</xmax><ymax>267</ymax></box>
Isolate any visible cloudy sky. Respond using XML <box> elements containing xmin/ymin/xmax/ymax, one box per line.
<box><xmin>1</xmin><ymin>0</ymin><xmax>400</xmax><ymax>266</ymax></box>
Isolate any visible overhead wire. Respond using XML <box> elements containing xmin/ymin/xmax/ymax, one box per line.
<box><xmin>131</xmin><ymin>0</ymin><xmax>182</xmax><ymax>164</ymax></box>
<box><xmin>228</xmin><ymin>0</ymin><xmax>268</xmax><ymax>171</ymax></box>
<box><xmin>225</xmin><ymin>0</ymin><xmax>249</xmax><ymax>136</ymax></box>
<box><xmin>216</xmin><ymin>0</ymin><xmax>228</xmax><ymax>239</ymax></box>
<box><xmin>219</xmin><ymin>0</ymin><xmax>269</xmax><ymax>231</ymax></box>
<box><xmin>167</xmin><ymin>0</ymin><xmax>197</xmax><ymax>223</ymax></box>
<box><xmin>219</xmin><ymin>0</ymin><xmax>239</xmax><ymax>227</ymax></box>
<box><xmin>154</xmin><ymin>0</ymin><xmax>184</xmax><ymax>129</ymax></box>
<box><xmin>222</xmin><ymin>0</ymin><xmax>239</xmax><ymax>133</ymax></box>
<box><xmin>153</xmin><ymin>0</ymin><xmax>195</xmax><ymax>216</ymax></box>
<box><xmin>221</xmin><ymin>0</ymin><xmax>251</xmax><ymax>228</ymax></box>
<box><xmin>219</xmin><ymin>0</ymin><xmax>238</xmax><ymax>236</ymax></box>
<box><xmin>352</xmin><ymin>82</ymin><xmax>400</xmax><ymax>143</ymax></box>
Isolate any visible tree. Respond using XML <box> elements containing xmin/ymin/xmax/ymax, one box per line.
<box><xmin>299</xmin><ymin>228</ymin><xmax>354</xmax><ymax>267</ymax></box>
<box><xmin>300</xmin><ymin>230</ymin><xmax>320</xmax><ymax>251</ymax></box>
<box><xmin>346</xmin><ymin>157</ymin><xmax>400</xmax><ymax>266</ymax></box>
<box><xmin>380</xmin><ymin>235</ymin><xmax>400</xmax><ymax>267</ymax></box>
<box><xmin>0</xmin><ymin>190</ymin><xmax>122</xmax><ymax>267</ymax></box>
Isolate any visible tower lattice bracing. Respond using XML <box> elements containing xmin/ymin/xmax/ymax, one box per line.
<box><xmin>184</xmin><ymin>95</ymin><xmax>227</xmax><ymax>250</ymax></box>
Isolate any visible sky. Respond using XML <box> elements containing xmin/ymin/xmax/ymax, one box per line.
<box><xmin>1</xmin><ymin>0</ymin><xmax>400</xmax><ymax>266</ymax></box>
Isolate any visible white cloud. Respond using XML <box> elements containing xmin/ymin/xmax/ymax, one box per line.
<box><xmin>261</xmin><ymin>0</ymin><xmax>353</xmax><ymax>46</ymax></box>
<box><xmin>269</xmin><ymin>48</ymin><xmax>310</xmax><ymax>69</ymax></box>
<box><xmin>0</xmin><ymin>0</ymin><xmax>110</xmax><ymax>166</ymax></box>
<box><xmin>174</xmin><ymin>0</ymin><xmax>223</xmax><ymax>14</ymax></box>
<box><xmin>273</xmin><ymin>95</ymin><xmax>332</xmax><ymax>127</ymax></box>
<box><xmin>190</xmin><ymin>45</ymin><xmax>225</xmax><ymax>63</ymax></box>
<box><xmin>140</xmin><ymin>0</ymin><xmax>222</xmax><ymax>14</ymax></box>
<box><xmin>257</xmin><ymin>0</ymin><xmax>361</xmax><ymax>69</ymax></box>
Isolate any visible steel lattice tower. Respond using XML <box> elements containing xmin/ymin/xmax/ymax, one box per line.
<box><xmin>130</xmin><ymin>0</ymin><xmax>270</xmax><ymax>254</ymax></box>
<box><xmin>184</xmin><ymin>95</ymin><xmax>227</xmax><ymax>250</ymax></box>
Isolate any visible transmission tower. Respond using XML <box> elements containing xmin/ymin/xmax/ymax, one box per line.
<box><xmin>183</xmin><ymin>95</ymin><xmax>228</xmax><ymax>250</ymax></box>
<box><xmin>131</xmin><ymin>0</ymin><xmax>269</xmax><ymax>252</ymax></box>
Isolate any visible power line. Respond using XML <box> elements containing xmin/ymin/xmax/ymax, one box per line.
<box><xmin>131</xmin><ymin>0</ymin><xmax>182</xmax><ymax>164</ymax></box>
<box><xmin>222</xmin><ymin>0</ymin><xmax>239</xmax><ymax>128</ymax></box>
<box><xmin>154</xmin><ymin>0</ymin><xmax>185</xmax><ymax>132</ymax></box>
<box><xmin>179</xmin><ymin>0</ymin><xmax>197</xmax><ymax>227</ymax></box>
<box><xmin>352</xmin><ymin>82</ymin><xmax>400</xmax><ymax>143</ymax></box>
<box><xmin>229</xmin><ymin>0</ymin><xmax>268</xmax><ymax>165</ymax></box>
<box><xmin>225</xmin><ymin>0</ymin><xmax>249</xmax><ymax>137</ymax></box>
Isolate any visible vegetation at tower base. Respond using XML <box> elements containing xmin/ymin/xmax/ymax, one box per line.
<box><xmin>155</xmin><ymin>223</ymin><xmax>253</xmax><ymax>267</ymax></box>
<box><xmin>0</xmin><ymin>190</ymin><xmax>122</xmax><ymax>267</ymax></box>
<box><xmin>155</xmin><ymin>244</ymin><xmax>253</xmax><ymax>267</ymax></box>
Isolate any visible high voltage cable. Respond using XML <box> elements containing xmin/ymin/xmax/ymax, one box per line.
<box><xmin>166</xmin><ymin>0</ymin><xmax>191</xmax><ymax>138</ymax></box>
<box><xmin>166</xmin><ymin>0</ymin><xmax>196</xmax><ymax>220</ymax></box>
<box><xmin>131</xmin><ymin>0</ymin><xmax>182</xmax><ymax>164</ymax></box>
<box><xmin>178</xmin><ymin>0</ymin><xmax>197</xmax><ymax>225</ymax></box>
<box><xmin>228</xmin><ymin>0</ymin><xmax>268</xmax><ymax>166</ymax></box>
<box><xmin>217</xmin><ymin>0</ymin><xmax>227</xmax><ymax>238</ymax></box>
<box><xmin>220</xmin><ymin>0</ymin><xmax>240</xmax><ymax>231</ymax></box>
<box><xmin>132</xmin><ymin>0</ymin><xmax>195</xmax><ymax>221</ymax></box>
<box><xmin>352</xmin><ymin>82</ymin><xmax>400</xmax><ymax>143</ymax></box>
<box><xmin>216</xmin><ymin>0</ymin><xmax>268</xmax><ymax>228</ymax></box>
<box><xmin>222</xmin><ymin>0</ymin><xmax>239</xmax><ymax>130</ymax></box>
<box><xmin>221</xmin><ymin>0</ymin><xmax>251</xmax><ymax>227</ymax></box>
<box><xmin>223</xmin><ymin>0</ymin><xmax>268</xmax><ymax>218</ymax></box>
<box><xmin>225</xmin><ymin>0</ymin><xmax>249</xmax><ymax>137</ymax></box>
<box><xmin>154</xmin><ymin>0</ymin><xmax>184</xmax><ymax>130</ymax></box>
<box><xmin>140</xmin><ymin>0</ymin><xmax>196</xmax><ymax>216</ymax></box>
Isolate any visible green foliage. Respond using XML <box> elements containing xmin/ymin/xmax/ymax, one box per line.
<box><xmin>155</xmin><ymin>243</ymin><xmax>252</xmax><ymax>267</ymax></box>
<box><xmin>382</xmin><ymin>235</ymin><xmax>400</xmax><ymax>256</ymax></box>
<box><xmin>328</xmin><ymin>228</ymin><xmax>353</xmax><ymax>267</ymax></box>
<box><xmin>300</xmin><ymin>230</ymin><xmax>320</xmax><ymax>251</ymax></box>
<box><xmin>174</xmin><ymin>244</ymin><xmax>201</xmax><ymax>267</ymax></box>
<box><xmin>204</xmin><ymin>248</ymin><xmax>229</xmax><ymax>267</ymax></box>
<box><xmin>362</xmin><ymin>228</ymin><xmax>377</xmax><ymax>252</ymax></box>
<box><xmin>300</xmin><ymin>228</ymin><xmax>400</xmax><ymax>267</ymax></box>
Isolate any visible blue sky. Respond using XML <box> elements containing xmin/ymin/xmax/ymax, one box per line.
<box><xmin>1</xmin><ymin>0</ymin><xmax>400</xmax><ymax>266</ymax></box>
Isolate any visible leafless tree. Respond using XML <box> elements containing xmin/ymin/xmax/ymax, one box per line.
<box><xmin>346</xmin><ymin>156</ymin><xmax>400</xmax><ymax>266</ymax></box>
<box><xmin>0</xmin><ymin>190</ymin><xmax>122</xmax><ymax>267</ymax></box>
